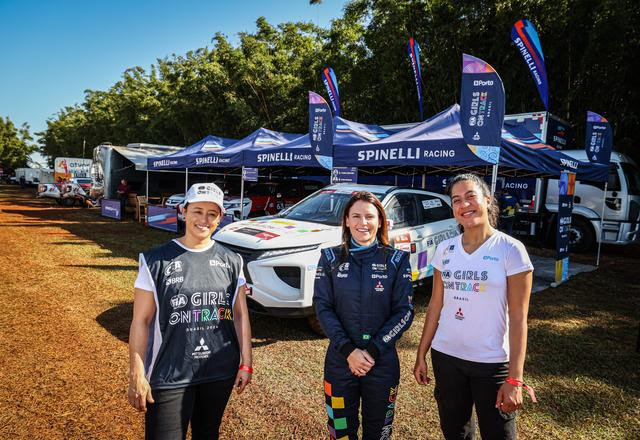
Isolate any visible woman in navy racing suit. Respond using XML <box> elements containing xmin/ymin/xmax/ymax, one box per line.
<box><xmin>314</xmin><ymin>191</ymin><xmax>414</xmax><ymax>440</ymax></box>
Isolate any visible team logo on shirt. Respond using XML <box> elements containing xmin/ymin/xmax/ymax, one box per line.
<box><xmin>170</xmin><ymin>293</ymin><xmax>188</xmax><ymax>309</ymax></box>
<box><xmin>375</xmin><ymin>281</ymin><xmax>385</xmax><ymax>292</ymax></box>
<box><xmin>455</xmin><ymin>308</ymin><xmax>465</xmax><ymax>321</ymax></box>
<box><xmin>371</xmin><ymin>263</ymin><xmax>387</xmax><ymax>272</ymax></box>
<box><xmin>166</xmin><ymin>276</ymin><xmax>184</xmax><ymax>286</ymax></box>
<box><xmin>192</xmin><ymin>337</ymin><xmax>211</xmax><ymax>359</ymax></box>
<box><xmin>441</xmin><ymin>270</ymin><xmax>452</xmax><ymax>279</ymax></box>
<box><xmin>442</xmin><ymin>259</ymin><xmax>450</xmax><ymax>265</ymax></box>
<box><xmin>483</xmin><ymin>255</ymin><xmax>499</xmax><ymax>262</ymax></box>
<box><xmin>337</xmin><ymin>262</ymin><xmax>350</xmax><ymax>278</ymax></box>
<box><xmin>209</xmin><ymin>259</ymin><xmax>231</xmax><ymax>269</ymax></box>
<box><xmin>164</xmin><ymin>261</ymin><xmax>183</xmax><ymax>276</ymax></box>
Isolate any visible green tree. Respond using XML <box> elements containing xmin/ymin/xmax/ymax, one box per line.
<box><xmin>0</xmin><ymin>117</ymin><xmax>36</xmax><ymax>171</ymax></box>
<box><xmin>39</xmin><ymin>1</ymin><xmax>640</xmax><ymax>164</ymax></box>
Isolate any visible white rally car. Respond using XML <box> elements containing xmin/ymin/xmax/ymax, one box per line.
<box><xmin>214</xmin><ymin>184</ymin><xmax>459</xmax><ymax>322</ymax></box>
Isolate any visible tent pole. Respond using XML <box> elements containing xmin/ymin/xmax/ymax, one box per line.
<box><xmin>146</xmin><ymin>170</ymin><xmax>149</xmax><ymax>198</ymax></box>
<box><xmin>185</xmin><ymin>168</ymin><xmax>189</xmax><ymax>193</ymax></box>
<box><xmin>596</xmin><ymin>182</ymin><xmax>608</xmax><ymax>267</ymax></box>
<box><xmin>239</xmin><ymin>167</ymin><xmax>245</xmax><ymax>220</ymax></box>
<box><xmin>422</xmin><ymin>173</ymin><xmax>426</xmax><ymax>189</ymax></box>
<box><xmin>490</xmin><ymin>164</ymin><xmax>499</xmax><ymax>195</ymax></box>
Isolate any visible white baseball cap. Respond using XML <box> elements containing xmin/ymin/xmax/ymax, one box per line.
<box><xmin>181</xmin><ymin>183</ymin><xmax>226</xmax><ymax>213</ymax></box>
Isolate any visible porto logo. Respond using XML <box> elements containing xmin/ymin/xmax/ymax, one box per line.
<box><xmin>170</xmin><ymin>294</ymin><xmax>188</xmax><ymax>309</ymax></box>
<box><xmin>210</xmin><ymin>259</ymin><xmax>231</xmax><ymax>269</ymax></box>
<box><xmin>375</xmin><ymin>281</ymin><xmax>385</xmax><ymax>292</ymax></box>
<box><xmin>455</xmin><ymin>308</ymin><xmax>465</xmax><ymax>321</ymax></box>
<box><xmin>164</xmin><ymin>261</ymin><xmax>183</xmax><ymax>276</ymax></box>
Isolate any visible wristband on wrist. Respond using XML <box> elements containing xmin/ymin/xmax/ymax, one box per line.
<box><xmin>239</xmin><ymin>364</ymin><xmax>253</xmax><ymax>374</ymax></box>
<box><xmin>506</xmin><ymin>377</ymin><xmax>537</xmax><ymax>403</ymax></box>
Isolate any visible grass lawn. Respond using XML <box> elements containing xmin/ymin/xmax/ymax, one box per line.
<box><xmin>0</xmin><ymin>184</ymin><xmax>638</xmax><ymax>439</ymax></box>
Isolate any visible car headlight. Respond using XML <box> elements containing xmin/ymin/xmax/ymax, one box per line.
<box><xmin>257</xmin><ymin>244</ymin><xmax>320</xmax><ymax>260</ymax></box>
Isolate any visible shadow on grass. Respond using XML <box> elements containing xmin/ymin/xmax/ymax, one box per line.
<box><xmin>65</xmin><ymin>264</ymin><xmax>138</xmax><ymax>271</ymax></box>
<box><xmin>95</xmin><ymin>302</ymin><xmax>323</xmax><ymax>347</ymax></box>
<box><xmin>96</xmin><ymin>302</ymin><xmax>133</xmax><ymax>343</ymax></box>
<box><xmin>1</xmin><ymin>204</ymin><xmax>173</xmax><ymax>262</ymax></box>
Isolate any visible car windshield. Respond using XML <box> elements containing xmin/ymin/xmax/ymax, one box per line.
<box><xmin>278</xmin><ymin>189</ymin><xmax>385</xmax><ymax>226</ymax></box>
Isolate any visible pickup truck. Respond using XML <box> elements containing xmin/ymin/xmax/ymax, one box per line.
<box><xmin>213</xmin><ymin>184</ymin><xmax>459</xmax><ymax>329</ymax></box>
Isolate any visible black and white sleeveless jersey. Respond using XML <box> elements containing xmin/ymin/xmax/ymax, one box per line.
<box><xmin>139</xmin><ymin>240</ymin><xmax>244</xmax><ymax>389</ymax></box>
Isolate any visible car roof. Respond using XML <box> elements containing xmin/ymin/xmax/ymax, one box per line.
<box><xmin>326</xmin><ymin>183</ymin><xmax>398</xmax><ymax>196</ymax></box>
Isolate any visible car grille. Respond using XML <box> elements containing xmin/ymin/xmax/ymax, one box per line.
<box><xmin>218</xmin><ymin>243</ymin><xmax>262</xmax><ymax>284</ymax></box>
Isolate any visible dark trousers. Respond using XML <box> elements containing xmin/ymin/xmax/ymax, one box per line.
<box><xmin>145</xmin><ymin>377</ymin><xmax>235</xmax><ymax>440</ymax></box>
<box><xmin>324</xmin><ymin>349</ymin><xmax>400</xmax><ymax>440</ymax></box>
<box><xmin>499</xmin><ymin>217</ymin><xmax>515</xmax><ymax>235</ymax></box>
<box><xmin>118</xmin><ymin>196</ymin><xmax>127</xmax><ymax>219</ymax></box>
<box><xmin>431</xmin><ymin>349</ymin><xmax>516</xmax><ymax>440</ymax></box>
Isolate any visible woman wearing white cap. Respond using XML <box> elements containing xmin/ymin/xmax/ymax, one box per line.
<box><xmin>128</xmin><ymin>183</ymin><xmax>253</xmax><ymax>440</ymax></box>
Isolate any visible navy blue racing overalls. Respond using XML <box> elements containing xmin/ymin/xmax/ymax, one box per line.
<box><xmin>314</xmin><ymin>243</ymin><xmax>414</xmax><ymax>440</ymax></box>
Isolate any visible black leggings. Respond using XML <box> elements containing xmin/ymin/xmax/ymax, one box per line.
<box><xmin>145</xmin><ymin>377</ymin><xmax>235</xmax><ymax>440</ymax></box>
<box><xmin>431</xmin><ymin>349</ymin><xmax>516</xmax><ymax>440</ymax></box>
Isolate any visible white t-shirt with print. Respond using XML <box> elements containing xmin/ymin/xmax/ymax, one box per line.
<box><xmin>430</xmin><ymin>230</ymin><xmax>533</xmax><ymax>363</ymax></box>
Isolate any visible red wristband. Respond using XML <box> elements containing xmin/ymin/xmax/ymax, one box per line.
<box><xmin>506</xmin><ymin>377</ymin><xmax>537</xmax><ymax>403</ymax></box>
<box><xmin>239</xmin><ymin>364</ymin><xmax>253</xmax><ymax>374</ymax></box>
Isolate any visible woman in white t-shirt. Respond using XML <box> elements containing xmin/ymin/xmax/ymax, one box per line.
<box><xmin>413</xmin><ymin>173</ymin><xmax>535</xmax><ymax>440</ymax></box>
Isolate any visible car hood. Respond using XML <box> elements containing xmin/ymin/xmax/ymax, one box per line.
<box><xmin>214</xmin><ymin>217</ymin><xmax>341</xmax><ymax>249</ymax></box>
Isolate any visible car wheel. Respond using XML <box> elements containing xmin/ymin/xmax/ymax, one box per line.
<box><xmin>307</xmin><ymin>314</ymin><xmax>326</xmax><ymax>337</ymax></box>
<box><xmin>569</xmin><ymin>217</ymin><xmax>595</xmax><ymax>252</ymax></box>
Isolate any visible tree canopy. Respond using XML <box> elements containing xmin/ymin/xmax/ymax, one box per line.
<box><xmin>38</xmin><ymin>0</ymin><xmax>640</xmax><ymax>165</ymax></box>
<box><xmin>0</xmin><ymin>117</ymin><xmax>36</xmax><ymax>172</ymax></box>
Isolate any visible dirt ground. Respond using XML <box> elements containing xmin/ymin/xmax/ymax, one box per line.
<box><xmin>0</xmin><ymin>185</ymin><xmax>638</xmax><ymax>439</ymax></box>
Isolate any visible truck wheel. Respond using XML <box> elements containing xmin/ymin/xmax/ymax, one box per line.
<box><xmin>569</xmin><ymin>217</ymin><xmax>595</xmax><ymax>252</ymax></box>
<box><xmin>307</xmin><ymin>314</ymin><xmax>326</xmax><ymax>336</ymax></box>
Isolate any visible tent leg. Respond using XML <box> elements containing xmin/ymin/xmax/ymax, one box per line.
<box><xmin>422</xmin><ymin>173</ymin><xmax>426</xmax><ymax>189</ymax></box>
<box><xmin>490</xmin><ymin>165</ymin><xmax>499</xmax><ymax>195</ymax></box>
<box><xmin>239</xmin><ymin>167</ymin><xmax>245</xmax><ymax>221</ymax></box>
<box><xmin>146</xmin><ymin>170</ymin><xmax>149</xmax><ymax>198</ymax></box>
<box><xmin>185</xmin><ymin>168</ymin><xmax>189</xmax><ymax>193</ymax></box>
<box><xmin>596</xmin><ymin>182</ymin><xmax>608</xmax><ymax>266</ymax></box>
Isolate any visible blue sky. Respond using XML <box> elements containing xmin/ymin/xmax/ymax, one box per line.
<box><xmin>0</xmin><ymin>0</ymin><xmax>347</xmax><ymax>165</ymax></box>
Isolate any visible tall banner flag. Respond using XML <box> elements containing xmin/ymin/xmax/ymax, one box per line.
<box><xmin>309</xmin><ymin>91</ymin><xmax>334</xmax><ymax>169</ymax></box>
<box><xmin>460</xmin><ymin>54</ymin><xmax>504</xmax><ymax>164</ymax></box>
<box><xmin>321</xmin><ymin>67</ymin><xmax>341</xmax><ymax>117</ymax></box>
<box><xmin>511</xmin><ymin>19</ymin><xmax>549</xmax><ymax>110</ymax></box>
<box><xmin>407</xmin><ymin>37</ymin><xmax>424</xmax><ymax>120</ymax></box>
<box><xmin>585</xmin><ymin>111</ymin><xmax>613</xmax><ymax>164</ymax></box>
<box><xmin>555</xmin><ymin>171</ymin><xmax>576</xmax><ymax>285</ymax></box>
